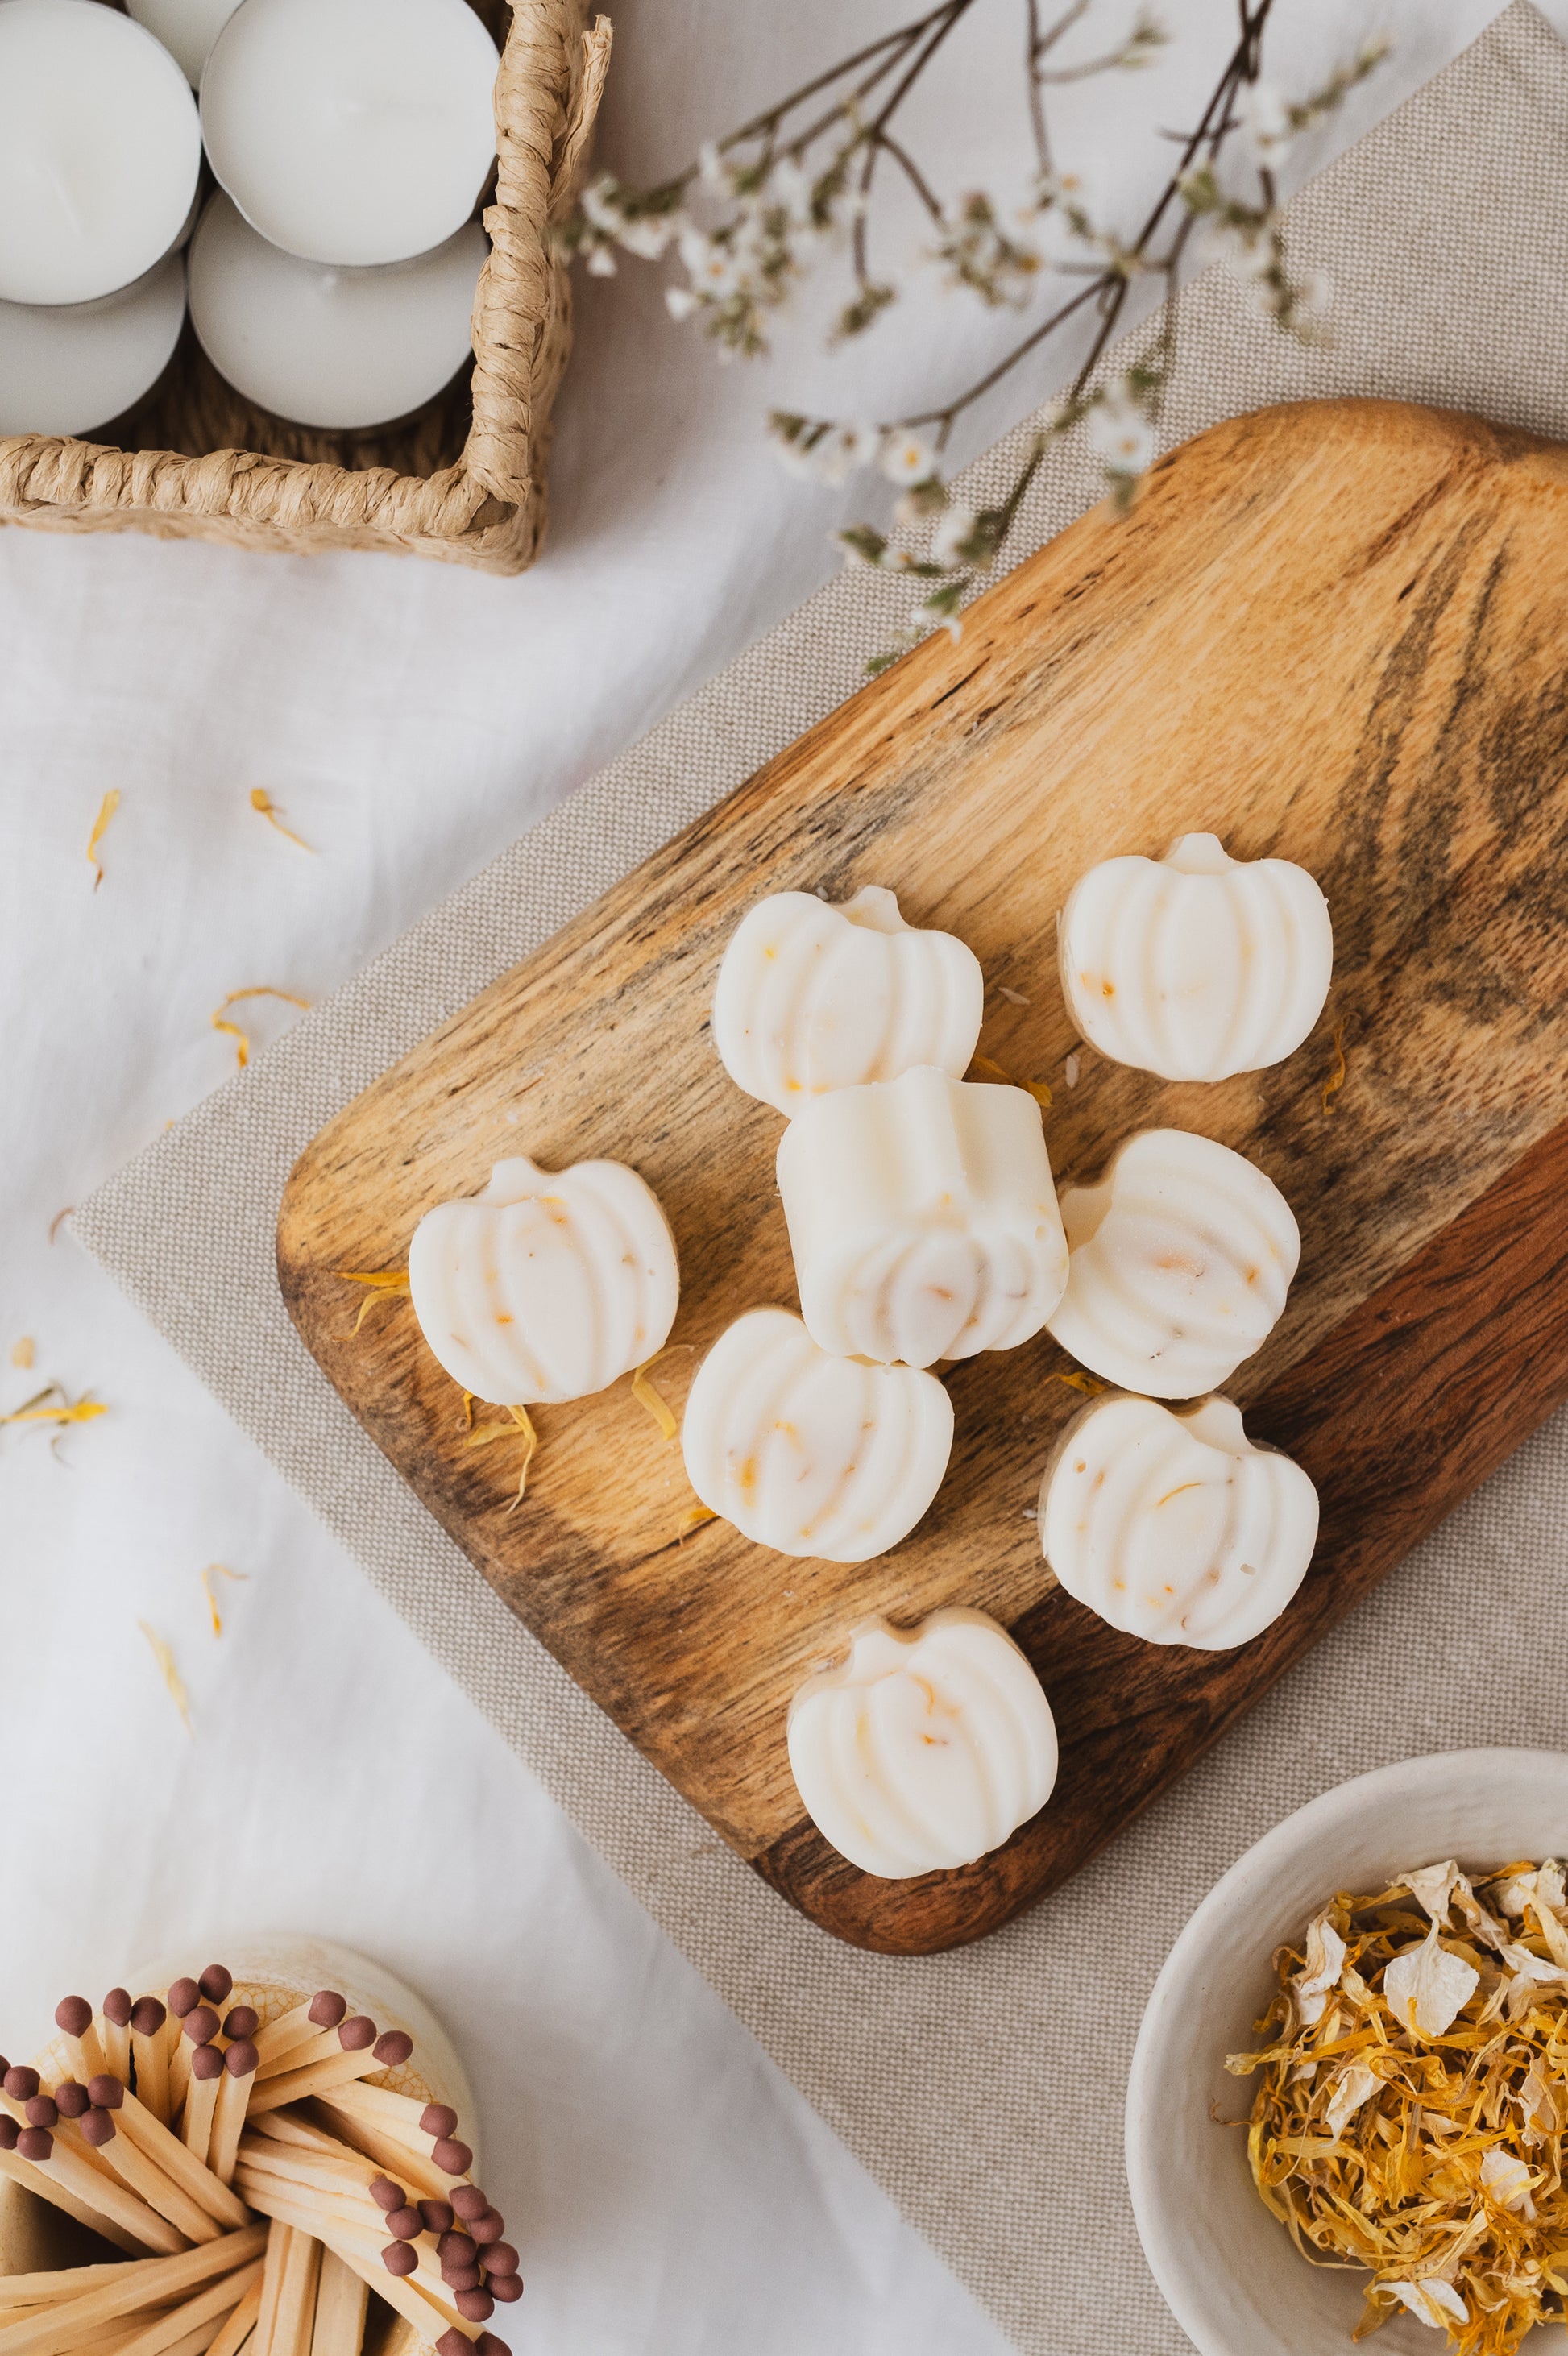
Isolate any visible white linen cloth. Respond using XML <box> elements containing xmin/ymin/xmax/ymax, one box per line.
<box><xmin>0</xmin><ymin>4</ymin><xmax>1551</xmax><ymax>2349</ymax></box>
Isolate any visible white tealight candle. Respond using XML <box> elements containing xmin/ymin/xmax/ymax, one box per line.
<box><xmin>127</xmin><ymin>0</ymin><xmax>243</xmax><ymax>87</ymax></box>
<box><xmin>787</xmin><ymin>1611</ymin><xmax>1059</xmax><ymax>1878</ymax></box>
<box><xmin>0</xmin><ymin>253</ymin><xmax>186</xmax><ymax>438</ymax></box>
<box><xmin>188</xmin><ymin>194</ymin><xmax>486</xmax><ymax>431</ymax></box>
<box><xmin>776</xmin><ymin>1065</ymin><xmax>1068</xmax><ymax>1367</ymax></box>
<box><xmin>201</xmin><ymin>0</ymin><xmax>500</xmax><ymax>268</ymax></box>
<box><xmin>0</xmin><ymin>0</ymin><xmax>202</xmax><ymax>307</ymax></box>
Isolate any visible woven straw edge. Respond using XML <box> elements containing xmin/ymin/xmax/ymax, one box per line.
<box><xmin>0</xmin><ymin>0</ymin><xmax>605</xmax><ymax>575</ymax></box>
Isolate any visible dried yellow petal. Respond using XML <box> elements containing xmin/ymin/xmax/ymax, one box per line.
<box><xmin>138</xmin><ymin>1622</ymin><xmax>192</xmax><ymax>1735</ymax></box>
<box><xmin>87</xmin><ymin>788</ymin><xmax>120</xmax><ymax>889</ymax></box>
<box><xmin>1047</xmin><ymin>1369</ymin><xmax>1106</xmax><ymax>1397</ymax></box>
<box><xmin>200</xmin><ymin>1562</ymin><xmax>247</xmax><ymax>1637</ymax></box>
<box><xmin>502</xmin><ymin>1403</ymin><xmax>537</xmax><ymax>1514</ymax></box>
<box><xmin>211</xmin><ymin>985</ymin><xmax>310</xmax><ymax>1071</ymax></box>
<box><xmin>250</xmin><ymin>788</ymin><xmax>315</xmax><ymax>852</ymax></box>
<box><xmin>10</xmin><ymin>1338</ymin><xmax>34</xmax><ymax>1370</ymax></box>
<box><xmin>0</xmin><ymin>1383</ymin><xmax>108</xmax><ymax>1432</ymax></box>
<box><xmin>337</xmin><ymin>1267</ymin><xmax>411</xmax><ymax>1334</ymax></box>
<box><xmin>631</xmin><ymin>1346</ymin><xmax>689</xmax><ymax>1441</ymax></box>
<box><xmin>677</xmin><ymin>1504</ymin><xmax>716</xmax><ymax>1541</ymax></box>
<box><xmin>968</xmin><ymin>1052</ymin><xmax>1052</xmax><ymax>1109</ymax></box>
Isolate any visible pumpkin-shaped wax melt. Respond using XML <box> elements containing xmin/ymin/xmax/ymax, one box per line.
<box><xmin>1058</xmin><ymin>832</ymin><xmax>1333</xmax><ymax>1081</ymax></box>
<box><xmin>409</xmin><ymin>1154</ymin><xmax>678</xmax><ymax>1406</ymax></box>
<box><xmin>681</xmin><ymin>1307</ymin><xmax>952</xmax><ymax>1562</ymax></box>
<box><xmin>787</xmin><ymin>1611</ymin><xmax>1058</xmax><ymax>1878</ymax></box>
<box><xmin>711</xmin><ymin>884</ymin><xmax>984</xmax><ymax>1115</ymax></box>
<box><xmin>776</xmin><ymin>1064</ymin><xmax>1068</xmax><ymax>1367</ymax></box>
<box><xmin>1045</xmin><ymin>1128</ymin><xmax>1299</xmax><ymax>1396</ymax></box>
<box><xmin>1040</xmin><ymin>1391</ymin><xmax>1318</xmax><ymax>1648</ymax></box>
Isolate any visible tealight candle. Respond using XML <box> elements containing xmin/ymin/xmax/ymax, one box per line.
<box><xmin>408</xmin><ymin>1155</ymin><xmax>680</xmax><ymax>1407</ymax></box>
<box><xmin>681</xmin><ymin>1309</ymin><xmax>952</xmax><ymax>1562</ymax></box>
<box><xmin>787</xmin><ymin>1611</ymin><xmax>1059</xmax><ymax>1878</ymax></box>
<box><xmin>1039</xmin><ymin>1391</ymin><xmax>1318</xmax><ymax>1648</ymax></box>
<box><xmin>188</xmin><ymin>194</ymin><xmax>486</xmax><ymax>431</ymax></box>
<box><xmin>1045</xmin><ymin>1127</ymin><xmax>1299</xmax><ymax>1395</ymax></box>
<box><xmin>1058</xmin><ymin>832</ymin><xmax>1334</xmax><ymax>1081</ymax></box>
<box><xmin>711</xmin><ymin>886</ymin><xmax>984</xmax><ymax>1116</ymax></box>
<box><xmin>0</xmin><ymin>0</ymin><xmax>202</xmax><ymax>307</ymax></box>
<box><xmin>201</xmin><ymin>0</ymin><xmax>500</xmax><ymax>268</ymax></box>
<box><xmin>776</xmin><ymin>1064</ymin><xmax>1068</xmax><ymax>1367</ymax></box>
<box><xmin>127</xmin><ymin>0</ymin><xmax>243</xmax><ymax>87</ymax></box>
<box><xmin>0</xmin><ymin>253</ymin><xmax>186</xmax><ymax>438</ymax></box>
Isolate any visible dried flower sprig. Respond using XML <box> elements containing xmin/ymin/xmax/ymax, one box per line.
<box><xmin>563</xmin><ymin>2</ymin><xmax>1388</xmax><ymax>670</ymax></box>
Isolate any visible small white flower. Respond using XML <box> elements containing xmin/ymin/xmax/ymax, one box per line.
<box><xmin>1089</xmin><ymin>392</ymin><xmax>1156</xmax><ymax>475</ymax></box>
<box><xmin>678</xmin><ymin>225</ymin><xmax>741</xmax><ymax>298</ymax></box>
<box><xmin>579</xmin><ymin>174</ymin><xmax>624</xmax><ymax>235</ymax></box>
<box><xmin>618</xmin><ymin>213</ymin><xmax>679</xmax><ymax>262</ymax></box>
<box><xmin>1292</xmin><ymin>268</ymin><xmax>1334</xmax><ymax>319</ymax></box>
<box><xmin>698</xmin><ymin>139</ymin><xmax>728</xmax><ymax>193</ymax></box>
<box><xmin>811</xmin><ymin>421</ymin><xmax>879</xmax><ymax>486</ymax></box>
<box><xmin>771</xmin><ymin>159</ymin><xmax>813</xmax><ymax>229</ymax></box>
<box><xmin>878</xmin><ymin>430</ymin><xmax>937</xmax><ymax>487</ymax></box>
<box><xmin>665</xmin><ymin>284</ymin><xmax>699</xmax><ymax>320</ymax></box>
<box><xmin>586</xmin><ymin>245</ymin><xmax>617</xmax><ymax>277</ymax></box>
<box><xmin>930</xmin><ymin>504</ymin><xmax>979</xmax><ymax>566</ymax></box>
<box><xmin>1242</xmin><ymin>81</ymin><xmax>1292</xmax><ymax>165</ymax></box>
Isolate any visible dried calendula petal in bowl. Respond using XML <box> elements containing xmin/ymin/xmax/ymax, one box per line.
<box><xmin>1226</xmin><ymin>1858</ymin><xmax>1568</xmax><ymax>2350</ymax></box>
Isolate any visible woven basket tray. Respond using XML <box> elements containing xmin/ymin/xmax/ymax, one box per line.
<box><xmin>0</xmin><ymin>0</ymin><xmax>610</xmax><ymax>575</ymax></box>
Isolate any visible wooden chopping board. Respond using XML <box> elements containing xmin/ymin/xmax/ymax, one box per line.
<box><xmin>279</xmin><ymin>399</ymin><xmax>1568</xmax><ymax>1956</ymax></box>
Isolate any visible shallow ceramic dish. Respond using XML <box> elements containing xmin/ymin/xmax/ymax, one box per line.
<box><xmin>1126</xmin><ymin>1749</ymin><xmax>1568</xmax><ymax>2356</ymax></box>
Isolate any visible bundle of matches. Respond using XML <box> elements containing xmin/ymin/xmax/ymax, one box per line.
<box><xmin>0</xmin><ymin>1966</ymin><xmax>515</xmax><ymax>2356</ymax></box>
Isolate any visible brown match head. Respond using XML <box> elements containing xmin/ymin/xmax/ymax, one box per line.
<box><xmin>373</xmin><ymin>2030</ymin><xmax>413</xmax><ymax>2068</ymax></box>
<box><xmin>418</xmin><ymin>2200</ymin><xmax>454</xmax><ymax>2234</ymax></box>
<box><xmin>2</xmin><ymin>2067</ymin><xmax>39</xmax><ymax>2102</ymax></box>
<box><xmin>102</xmin><ymin>1989</ymin><xmax>134</xmax><ymax>2029</ymax></box>
<box><xmin>53</xmin><ymin>2082</ymin><xmax>89</xmax><ymax>2119</ymax></box>
<box><xmin>23</xmin><ymin>2096</ymin><xmax>57</xmax><ymax>2130</ymax></box>
<box><xmin>385</xmin><ymin>2206</ymin><xmax>422</xmax><ymax>2242</ymax></box>
<box><xmin>0</xmin><ymin>2117</ymin><xmax>16</xmax><ymax>2152</ymax></box>
<box><xmin>476</xmin><ymin>2335</ymin><xmax>512</xmax><ymax>2354</ymax></box>
<box><xmin>337</xmin><ymin>2015</ymin><xmax>376</xmax><ymax>2052</ymax></box>
<box><xmin>224</xmin><ymin>2039</ymin><xmax>259</xmax><ymax>2079</ymax></box>
<box><xmin>436</xmin><ymin>2333</ymin><xmax>469</xmax><ymax>2356</ymax></box>
<box><xmin>454</xmin><ymin>2288</ymin><xmax>494</xmax><ymax>2324</ymax></box>
<box><xmin>487</xmin><ymin>2275</ymin><xmax>524</xmax><ymax>2304</ymax></box>
<box><xmin>468</xmin><ymin>2209</ymin><xmax>504</xmax><ymax>2246</ymax></box>
<box><xmin>433</xmin><ymin>2138</ymin><xmax>473</xmax><ymax>2176</ymax></box>
<box><xmin>442</xmin><ymin>2264</ymin><xmax>483</xmax><ymax>2293</ymax></box>
<box><xmin>223</xmin><ymin>2007</ymin><xmax>259</xmax><ymax>2042</ymax></box>
<box><xmin>15</xmin><ymin>2127</ymin><xmax>53</xmax><ymax>2163</ymax></box>
<box><xmin>190</xmin><ymin>2045</ymin><xmax>225</xmax><ymax>2083</ymax></box>
<box><xmin>308</xmin><ymin>1990</ymin><xmax>347</xmax><ymax>2029</ymax></box>
<box><xmin>380</xmin><ymin>2242</ymin><xmax>418</xmax><ymax>2279</ymax></box>
<box><xmin>197</xmin><ymin>1966</ymin><xmax>233</xmax><ymax>2005</ymax></box>
<box><xmin>54</xmin><ymin>1997</ymin><xmax>93</xmax><ymax>2039</ymax></box>
<box><xmin>449</xmin><ymin>2184</ymin><xmax>487</xmax><ymax>2221</ymax></box>
<box><xmin>86</xmin><ymin>2075</ymin><xmax>124</xmax><ymax>2111</ymax></box>
<box><xmin>168</xmin><ymin>1978</ymin><xmax>200</xmax><ymax>2018</ymax></box>
<box><xmin>80</xmin><ymin>2109</ymin><xmax>116</xmax><ymax>2147</ymax></box>
<box><xmin>130</xmin><ymin>1997</ymin><xmax>166</xmax><ymax>2037</ymax></box>
<box><xmin>437</xmin><ymin>2231</ymin><xmax>476</xmax><ymax>2266</ymax></box>
<box><xmin>183</xmin><ymin>2006</ymin><xmax>220</xmax><ymax>2047</ymax></box>
<box><xmin>421</xmin><ymin>2103</ymin><xmax>458</xmax><ymax>2139</ymax></box>
<box><xmin>368</xmin><ymin>2177</ymin><xmax>404</xmax><ymax>2213</ymax></box>
<box><xmin>479</xmin><ymin>2242</ymin><xmax>520</xmax><ymax>2278</ymax></box>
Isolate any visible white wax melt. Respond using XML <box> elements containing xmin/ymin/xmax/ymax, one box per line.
<box><xmin>201</xmin><ymin>0</ymin><xmax>500</xmax><ymax>268</ymax></box>
<box><xmin>409</xmin><ymin>1155</ymin><xmax>679</xmax><ymax>1407</ymax></box>
<box><xmin>712</xmin><ymin>885</ymin><xmax>984</xmax><ymax>1115</ymax></box>
<box><xmin>1040</xmin><ymin>1391</ymin><xmax>1318</xmax><ymax>1648</ymax></box>
<box><xmin>188</xmin><ymin>194</ymin><xmax>485</xmax><ymax>431</ymax></box>
<box><xmin>776</xmin><ymin>1065</ymin><xmax>1068</xmax><ymax>1367</ymax></box>
<box><xmin>1058</xmin><ymin>832</ymin><xmax>1334</xmax><ymax>1081</ymax></box>
<box><xmin>681</xmin><ymin>1308</ymin><xmax>952</xmax><ymax>1562</ymax></box>
<box><xmin>0</xmin><ymin>0</ymin><xmax>202</xmax><ymax>307</ymax></box>
<box><xmin>0</xmin><ymin>253</ymin><xmax>185</xmax><ymax>438</ymax></box>
<box><xmin>1047</xmin><ymin>1128</ymin><xmax>1299</xmax><ymax>1396</ymax></box>
<box><xmin>787</xmin><ymin>1611</ymin><xmax>1058</xmax><ymax>1878</ymax></box>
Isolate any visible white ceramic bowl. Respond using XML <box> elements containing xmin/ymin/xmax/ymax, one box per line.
<box><xmin>1126</xmin><ymin>1748</ymin><xmax>1568</xmax><ymax>2356</ymax></box>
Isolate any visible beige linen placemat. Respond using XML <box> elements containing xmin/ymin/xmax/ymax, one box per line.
<box><xmin>77</xmin><ymin>10</ymin><xmax>1568</xmax><ymax>2346</ymax></box>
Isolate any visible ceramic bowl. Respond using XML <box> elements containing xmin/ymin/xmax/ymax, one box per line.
<box><xmin>1126</xmin><ymin>1748</ymin><xmax>1568</xmax><ymax>2355</ymax></box>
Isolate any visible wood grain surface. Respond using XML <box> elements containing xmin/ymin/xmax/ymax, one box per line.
<box><xmin>278</xmin><ymin>399</ymin><xmax>1568</xmax><ymax>1954</ymax></box>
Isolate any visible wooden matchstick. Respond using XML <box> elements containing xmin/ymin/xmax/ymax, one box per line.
<box><xmin>232</xmin><ymin>2190</ymin><xmax>468</xmax><ymax>2353</ymax></box>
<box><xmin>109</xmin><ymin>2255</ymin><xmax>266</xmax><ymax>2356</ymax></box>
<box><xmin>205</xmin><ymin>2279</ymin><xmax>263</xmax><ymax>2356</ymax></box>
<box><xmin>309</xmin><ymin>2105</ymin><xmax>454</xmax><ymax>2201</ymax></box>
<box><xmin>0</xmin><ymin>2130</ymin><xmax>147</xmax><ymax>2259</ymax></box>
<box><xmin>0</xmin><ymin>2257</ymin><xmax>164</xmax><ymax>2309</ymax></box>
<box><xmin>246</xmin><ymin>2022</ymin><xmax>392</xmax><ymax>2119</ymax></box>
<box><xmin>255</xmin><ymin>2218</ymin><xmax>294</xmax><ymax>2356</ymax></box>
<box><xmin>101</xmin><ymin>1992</ymin><xmax>134</xmax><ymax>2086</ymax></box>
<box><xmin>77</xmin><ymin>2101</ymin><xmax>220</xmax><ymax>2246</ymax></box>
<box><xmin>271</xmin><ymin>2228</ymin><xmax>321</xmax><ymax>2356</ymax></box>
<box><xmin>180</xmin><ymin>2048</ymin><xmax>223</xmax><ymax>2172</ymax></box>
<box><xmin>130</xmin><ymin>2001</ymin><xmax>171</xmax><ymax>2129</ymax></box>
<box><xmin>111</xmin><ymin>2082</ymin><xmax>250</xmax><ymax>2231</ymax></box>
<box><xmin>206</xmin><ymin>2040</ymin><xmax>258</xmax><ymax>2188</ymax></box>
<box><xmin>20</xmin><ymin>2121</ymin><xmax>189</xmax><ymax>2256</ymax></box>
<box><xmin>251</xmin><ymin>1995</ymin><xmax>346</xmax><ymax>2078</ymax></box>
<box><xmin>164</xmin><ymin>1983</ymin><xmax>204</xmax><ymax>2120</ymax></box>
<box><xmin>0</xmin><ymin>2222</ymin><xmax>265</xmax><ymax>2356</ymax></box>
<box><xmin>50</xmin><ymin>2002</ymin><xmax>108</xmax><ymax>2091</ymax></box>
<box><xmin>307</xmin><ymin>2251</ymin><xmax>367</xmax><ymax>2356</ymax></box>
